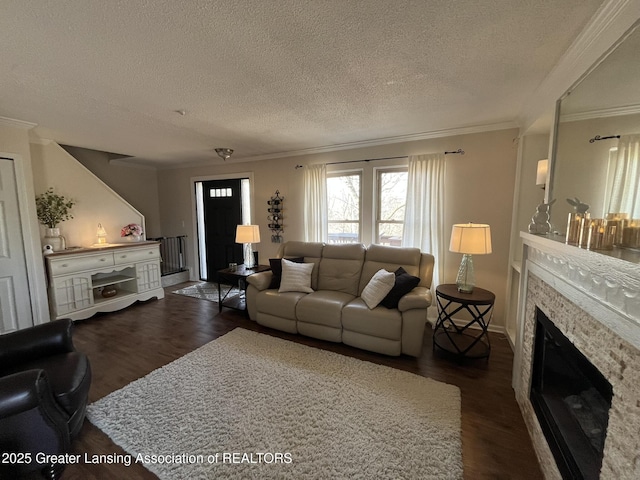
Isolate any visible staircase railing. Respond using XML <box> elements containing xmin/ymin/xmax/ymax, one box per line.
<box><xmin>148</xmin><ymin>236</ymin><xmax>187</xmax><ymax>276</ymax></box>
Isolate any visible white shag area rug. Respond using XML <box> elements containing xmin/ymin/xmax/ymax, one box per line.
<box><xmin>87</xmin><ymin>328</ymin><xmax>463</xmax><ymax>479</ymax></box>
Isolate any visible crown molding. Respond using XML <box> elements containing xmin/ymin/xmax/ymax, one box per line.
<box><xmin>236</xmin><ymin>121</ymin><xmax>518</xmax><ymax>163</ymax></box>
<box><xmin>0</xmin><ymin>116</ymin><xmax>37</xmax><ymax>130</ymax></box>
<box><xmin>519</xmin><ymin>0</ymin><xmax>640</xmax><ymax>134</ymax></box>
<box><xmin>560</xmin><ymin>103</ymin><xmax>640</xmax><ymax>122</ymax></box>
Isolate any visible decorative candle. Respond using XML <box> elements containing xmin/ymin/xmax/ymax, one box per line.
<box><xmin>566</xmin><ymin>212</ymin><xmax>590</xmax><ymax>246</ymax></box>
<box><xmin>621</xmin><ymin>219</ymin><xmax>640</xmax><ymax>249</ymax></box>
<box><xmin>606</xmin><ymin>213</ymin><xmax>629</xmax><ymax>246</ymax></box>
<box><xmin>96</xmin><ymin>223</ymin><xmax>108</xmax><ymax>245</ymax></box>
<box><xmin>586</xmin><ymin>219</ymin><xmax>615</xmax><ymax>251</ymax></box>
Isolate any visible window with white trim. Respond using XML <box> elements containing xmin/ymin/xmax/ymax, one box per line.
<box><xmin>376</xmin><ymin>168</ymin><xmax>408</xmax><ymax>245</ymax></box>
<box><xmin>327</xmin><ymin>172</ymin><xmax>362</xmax><ymax>244</ymax></box>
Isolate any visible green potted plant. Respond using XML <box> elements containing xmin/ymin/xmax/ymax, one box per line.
<box><xmin>35</xmin><ymin>188</ymin><xmax>75</xmax><ymax>251</ymax></box>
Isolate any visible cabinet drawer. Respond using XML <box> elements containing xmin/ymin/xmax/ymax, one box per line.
<box><xmin>114</xmin><ymin>247</ymin><xmax>160</xmax><ymax>265</ymax></box>
<box><xmin>49</xmin><ymin>253</ymin><xmax>114</xmax><ymax>276</ymax></box>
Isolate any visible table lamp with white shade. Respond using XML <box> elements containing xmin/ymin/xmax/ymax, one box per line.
<box><xmin>449</xmin><ymin>223</ymin><xmax>492</xmax><ymax>293</ymax></box>
<box><xmin>236</xmin><ymin>225</ymin><xmax>261</xmax><ymax>268</ymax></box>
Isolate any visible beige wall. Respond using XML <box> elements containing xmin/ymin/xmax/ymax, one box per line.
<box><xmin>504</xmin><ymin>132</ymin><xmax>551</xmax><ymax>343</ymax></box>
<box><xmin>0</xmin><ymin>123</ymin><xmax>150</xmax><ymax>323</ymax></box>
<box><xmin>158</xmin><ymin>127</ymin><xmax>519</xmax><ymax>328</ymax></box>
<box><xmin>514</xmin><ymin>134</ymin><xmax>551</xmax><ymax>258</ymax></box>
<box><xmin>62</xmin><ymin>146</ymin><xmax>162</xmax><ymax>238</ymax></box>
<box><xmin>0</xmin><ymin>123</ymin><xmax>32</xmax><ymax>162</ymax></box>
<box><xmin>30</xmin><ymin>141</ymin><xmax>145</xmax><ymax>247</ymax></box>
<box><xmin>2</xmin><ymin>120</ymin><xmax>520</xmax><ymax>329</ymax></box>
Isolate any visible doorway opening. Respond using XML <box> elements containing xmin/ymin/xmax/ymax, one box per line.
<box><xmin>195</xmin><ymin>177</ymin><xmax>252</xmax><ymax>281</ymax></box>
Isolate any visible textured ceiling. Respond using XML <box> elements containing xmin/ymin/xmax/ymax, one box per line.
<box><xmin>0</xmin><ymin>0</ymin><xmax>604</xmax><ymax>167</ymax></box>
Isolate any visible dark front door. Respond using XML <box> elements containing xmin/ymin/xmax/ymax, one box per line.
<box><xmin>202</xmin><ymin>179</ymin><xmax>244</xmax><ymax>281</ymax></box>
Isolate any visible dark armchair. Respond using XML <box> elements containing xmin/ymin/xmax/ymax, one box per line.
<box><xmin>0</xmin><ymin>319</ymin><xmax>91</xmax><ymax>479</ymax></box>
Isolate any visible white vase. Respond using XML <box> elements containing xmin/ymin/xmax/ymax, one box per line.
<box><xmin>44</xmin><ymin>227</ymin><xmax>64</xmax><ymax>251</ymax></box>
<box><xmin>125</xmin><ymin>235</ymin><xmax>142</xmax><ymax>242</ymax></box>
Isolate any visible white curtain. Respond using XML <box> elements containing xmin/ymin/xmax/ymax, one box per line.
<box><xmin>609</xmin><ymin>134</ymin><xmax>640</xmax><ymax>217</ymax></box>
<box><xmin>402</xmin><ymin>153</ymin><xmax>445</xmax><ymax>288</ymax></box>
<box><xmin>303</xmin><ymin>164</ymin><xmax>328</xmax><ymax>242</ymax></box>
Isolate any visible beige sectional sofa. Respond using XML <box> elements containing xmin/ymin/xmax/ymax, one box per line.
<box><xmin>246</xmin><ymin>241</ymin><xmax>435</xmax><ymax>357</ymax></box>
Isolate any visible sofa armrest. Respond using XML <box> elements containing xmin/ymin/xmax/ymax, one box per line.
<box><xmin>398</xmin><ymin>286</ymin><xmax>432</xmax><ymax>312</ymax></box>
<box><xmin>0</xmin><ymin>370</ymin><xmax>71</xmax><ymax>469</ymax></box>
<box><xmin>0</xmin><ymin>370</ymin><xmax>61</xmax><ymax>418</ymax></box>
<box><xmin>247</xmin><ymin>271</ymin><xmax>274</xmax><ymax>291</ymax></box>
<box><xmin>0</xmin><ymin>319</ymin><xmax>75</xmax><ymax>367</ymax></box>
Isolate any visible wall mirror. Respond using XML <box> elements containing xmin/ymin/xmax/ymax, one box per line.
<box><xmin>550</xmin><ymin>19</ymin><xmax>640</xmax><ymax>260</ymax></box>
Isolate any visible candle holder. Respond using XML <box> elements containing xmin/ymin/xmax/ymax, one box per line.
<box><xmin>605</xmin><ymin>213</ymin><xmax>629</xmax><ymax>246</ymax></box>
<box><xmin>566</xmin><ymin>212</ymin><xmax>590</xmax><ymax>246</ymax></box>
<box><xmin>585</xmin><ymin>219</ymin><xmax>615</xmax><ymax>251</ymax></box>
<box><xmin>621</xmin><ymin>219</ymin><xmax>640</xmax><ymax>249</ymax></box>
<box><xmin>267</xmin><ymin>190</ymin><xmax>284</xmax><ymax>243</ymax></box>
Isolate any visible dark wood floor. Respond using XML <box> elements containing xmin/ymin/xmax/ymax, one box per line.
<box><xmin>52</xmin><ymin>284</ymin><xmax>542</xmax><ymax>480</ymax></box>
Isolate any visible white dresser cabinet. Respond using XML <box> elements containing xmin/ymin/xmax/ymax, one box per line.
<box><xmin>45</xmin><ymin>242</ymin><xmax>165</xmax><ymax>320</ymax></box>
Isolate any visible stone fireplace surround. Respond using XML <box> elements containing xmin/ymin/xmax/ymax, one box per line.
<box><xmin>514</xmin><ymin>233</ymin><xmax>640</xmax><ymax>479</ymax></box>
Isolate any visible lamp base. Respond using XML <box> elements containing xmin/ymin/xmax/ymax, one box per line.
<box><xmin>456</xmin><ymin>254</ymin><xmax>475</xmax><ymax>293</ymax></box>
<box><xmin>243</xmin><ymin>243</ymin><xmax>257</xmax><ymax>268</ymax></box>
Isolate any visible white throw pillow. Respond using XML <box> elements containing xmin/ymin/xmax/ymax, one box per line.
<box><xmin>361</xmin><ymin>269</ymin><xmax>396</xmax><ymax>309</ymax></box>
<box><xmin>278</xmin><ymin>259</ymin><xmax>314</xmax><ymax>293</ymax></box>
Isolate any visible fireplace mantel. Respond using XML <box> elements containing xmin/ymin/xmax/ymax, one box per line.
<box><xmin>518</xmin><ymin>232</ymin><xmax>640</xmax><ymax>348</ymax></box>
<box><xmin>514</xmin><ymin>232</ymin><xmax>640</xmax><ymax>479</ymax></box>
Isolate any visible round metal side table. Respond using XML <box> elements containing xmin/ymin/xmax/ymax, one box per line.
<box><xmin>433</xmin><ymin>284</ymin><xmax>495</xmax><ymax>359</ymax></box>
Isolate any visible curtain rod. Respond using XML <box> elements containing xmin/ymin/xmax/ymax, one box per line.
<box><xmin>294</xmin><ymin>149</ymin><xmax>464</xmax><ymax>169</ymax></box>
<box><xmin>589</xmin><ymin>135</ymin><xmax>620</xmax><ymax>143</ymax></box>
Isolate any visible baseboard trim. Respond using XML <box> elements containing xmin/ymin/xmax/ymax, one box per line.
<box><xmin>161</xmin><ymin>271</ymin><xmax>190</xmax><ymax>288</ymax></box>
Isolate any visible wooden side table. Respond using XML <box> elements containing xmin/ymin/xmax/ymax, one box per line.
<box><xmin>217</xmin><ymin>264</ymin><xmax>271</xmax><ymax>313</ymax></box>
<box><xmin>433</xmin><ymin>284</ymin><xmax>495</xmax><ymax>359</ymax></box>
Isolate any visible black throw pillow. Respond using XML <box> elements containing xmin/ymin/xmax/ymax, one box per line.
<box><xmin>380</xmin><ymin>267</ymin><xmax>421</xmax><ymax>309</ymax></box>
<box><xmin>268</xmin><ymin>257</ymin><xmax>305</xmax><ymax>289</ymax></box>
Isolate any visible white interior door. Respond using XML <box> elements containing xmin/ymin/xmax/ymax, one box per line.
<box><xmin>0</xmin><ymin>158</ymin><xmax>33</xmax><ymax>333</ymax></box>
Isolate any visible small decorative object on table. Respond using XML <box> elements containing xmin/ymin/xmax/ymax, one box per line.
<box><xmin>605</xmin><ymin>212</ymin><xmax>628</xmax><ymax>246</ymax></box>
<box><xmin>621</xmin><ymin>219</ymin><xmax>640</xmax><ymax>248</ymax></box>
<box><xmin>528</xmin><ymin>199</ymin><xmax>556</xmax><ymax>235</ymax></box>
<box><xmin>96</xmin><ymin>223</ymin><xmax>108</xmax><ymax>246</ymax></box>
<box><xmin>267</xmin><ymin>190</ymin><xmax>284</xmax><ymax>243</ymax></box>
<box><xmin>35</xmin><ymin>188</ymin><xmax>75</xmax><ymax>251</ymax></box>
<box><xmin>121</xmin><ymin>223</ymin><xmax>144</xmax><ymax>242</ymax></box>
<box><xmin>585</xmin><ymin>218</ymin><xmax>616</xmax><ymax>251</ymax></box>
<box><xmin>43</xmin><ymin>228</ymin><xmax>66</xmax><ymax>251</ymax></box>
<box><xmin>101</xmin><ymin>285</ymin><xmax>117</xmax><ymax>298</ymax></box>
<box><xmin>565</xmin><ymin>197</ymin><xmax>590</xmax><ymax>246</ymax></box>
